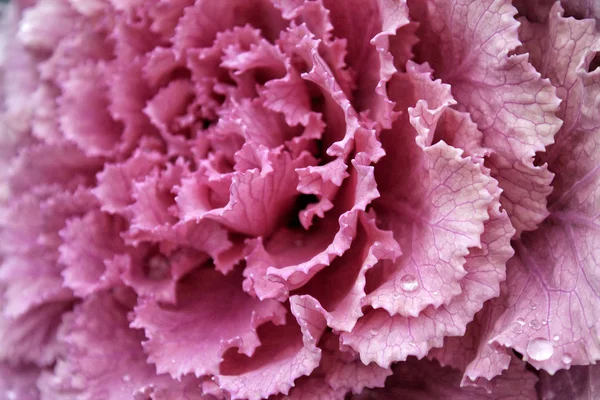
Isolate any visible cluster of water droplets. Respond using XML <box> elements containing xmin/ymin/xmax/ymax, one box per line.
<box><xmin>507</xmin><ymin>303</ymin><xmax>574</xmax><ymax>365</ymax></box>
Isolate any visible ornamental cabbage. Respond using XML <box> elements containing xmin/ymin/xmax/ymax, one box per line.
<box><xmin>0</xmin><ymin>0</ymin><xmax>599</xmax><ymax>399</ymax></box>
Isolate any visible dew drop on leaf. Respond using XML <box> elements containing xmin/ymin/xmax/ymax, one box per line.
<box><xmin>529</xmin><ymin>319</ymin><xmax>541</xmax><ymax>330</ymax></box>
<box><xmin>512</xmin><ymin>323</ymin><xmax>523</xmax><ymax>334</ymax></box>
<box><xmin>526</xmin><ymin>338</ymin><xmax>554</xmax><ymax>361</ymax></box>
<box><xmin>399</xmin><ymin>274</ymin><xmax>419</xmax><ymax>292</ymax></box>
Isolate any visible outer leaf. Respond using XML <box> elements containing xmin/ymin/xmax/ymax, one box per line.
<box><xmin>17</xmin><ymin>0</ymin><xmax>78</xmax><ymax>52</ymax></box>
<box><xmin>428</xmin><ymin>298</ymin><xmax>512</xmax><ymax>390</ymax></box>
<box><xmin>132</xmin><ymin>268</ymin><xmax>287</xmax><ymax>379</ymax></box>
<box><xmin>296</xmin><ymin>212</ymin><xmax>400</xmax><ymax>333</ymax></box>
<box><xmin>351</xmin><ymin>355</ymin><xmax>537</xmax><ymax>400</ymax></box>
<box><xmin>0</xmin><ymin>300</ymin><xmax>70</xmax><ymax>367</ymax></box>
<box><xmin>92</xmin><ymin>148</ymin><xmax>164</xmax><ymax>217</ymax></box>
<box><xmin>341</xmin><ymin>198</ymin><xmax>512</xmax><ymax>368</ymax></box>
<box><xmin>58</xmin><ymin>63</ymin><xmax>123</xmax><ymax>157</ymax></box>
<box><xmin>59</xmin><ymin>211</ymin><xmax>127</xmax><ymax>297</ymax></box>
<box><xmin>366</xmin><ymin>141</ymin><xmax>493</xmax><ymax>317</ymax></box>
<box><xmin>172</xmin><ymin>0</ymin><xmax>286</xmax><ymax>52</ymax></box>
<box><xmin>367</xmin><ymin>64</ymin><xmax>494</xmax><ymax>317</ymax></box>
<box><xmin>7</xmin><ymin>142</ymin><xmax>102</xmax><ymax>195</ymax></box>
<box><xmin>37</xmin><ymin>293</ymin><xmax>201</xmax><ymax>400</ymax></box>
<box><xmin>409</xmin><ymin>0</ymin><xmax>562</xmax><ymax>235</ymax></box>
<box><xmin>486</xmin><ymin>4</ymin><xmax>600</xmax><ymax>375</ymax></box>
<box><xmin>216</xmin><ymin>295</ymin><xmax>326</xmax><ymax>400</ymax></box>
<box><xmin>320</xmin><ymin>331</ymin><xmax>392</xmax><ymax>395</ymax></box>
<box><xmin>322</xmin><ymin>0</ymin><xmax>410</xmax><ymax>129</ymax></box>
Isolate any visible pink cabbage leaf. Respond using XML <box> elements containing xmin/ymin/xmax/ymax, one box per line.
<box><xmin>0</xmin><ymin>0</ymin><xmax>599</xmax><ymax>399</ymax></box>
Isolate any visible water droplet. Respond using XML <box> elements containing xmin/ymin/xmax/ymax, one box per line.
<box><xmin>122</xmin><ymin>375</ymin><xmax>131</xmax><ymax>382</ymax></box>
<box><xmin>553</xmin><ymin>335</ymin><xmax>560</xmax><ymax>341</ymax></box>
<box><xmin>529</xmin><ymin>303</ymin><xmax>538</xmax><ymax>310</ymax></box>
<box><xmin>512</xmin><ymin>323</ymin><xmax>523</xmax><ymax>334</ymax></box>
<box><xmin>541</xmin><ymin>319</ymin><xmax>547</xmax><ymax>325</ymax></box>
<box><xmin>171</xmin><ymin>359</ymin><xmax>176</xmax><ymax>364</ymax></box>
<box><xmin>530</xmin><ymin>319</ymin><xmax>541</xmax><ymax>330</ymax></box>
<box><xmin>399</xmin><ymin>274</ymin><xmax>419</xmax><ymax>292</ymax></box>
<box><xmin>516</xmin><ymin>317</ymin><xmax>526</xmax><ymax>326</ymax></box>
<box><xmin>562</xmin><ymin>353</ymin><xmax>573</xmax><ymax>364</ymax></box>
<box><xmin>526</xmin><ymin>338</ymin><xmax>554</xmax><ymax>361</ymax></box>
<box><xmin>369</xmin><ymin>329</ymin><xmax>378</xmax><ymax>337</ymax></box>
